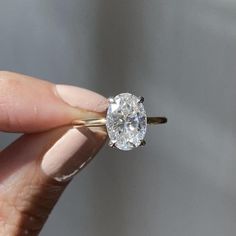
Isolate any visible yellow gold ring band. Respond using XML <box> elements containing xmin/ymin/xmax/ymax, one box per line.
<box><xmin>72</xmin><ymin>117</ymin><xmax>167</xmax><ymax>128</ymax></box>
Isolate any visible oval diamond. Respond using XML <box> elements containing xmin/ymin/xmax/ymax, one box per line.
<box><xmin>106</xmin><ymin>93</ymin><xmax>147</xmax><ymax>151</ymax></box>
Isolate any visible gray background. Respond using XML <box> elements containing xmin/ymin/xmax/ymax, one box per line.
<box><xmin>0</xmin><ymin>0</ymin><xmax>236</xmax><ymax>235</ymax></box>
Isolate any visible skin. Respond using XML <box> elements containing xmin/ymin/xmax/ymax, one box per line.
<box><xmin>0</xmin><ymin>71</ymin><xmax>108</xmax><ymax>235</ymax></box>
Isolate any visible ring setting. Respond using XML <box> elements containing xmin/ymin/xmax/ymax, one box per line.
<box><xmin>73</xmin><ymin>93</ymin><xmax>167</xmax><ymax>151</ymax></box>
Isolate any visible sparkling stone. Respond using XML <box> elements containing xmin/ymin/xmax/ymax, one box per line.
<box><xmin>106</xmin><ymin>93</ymin><xmax>147</xmax><ymax>151</ymax></box>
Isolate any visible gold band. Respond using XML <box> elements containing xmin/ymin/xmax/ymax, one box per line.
<box><xmin>72</xmin><ymin>117</ymin><xmax>167</xmax><ymax>128</ymax></box>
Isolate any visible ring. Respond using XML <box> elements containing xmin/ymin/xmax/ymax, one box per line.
<box><xmin>73</xmin><ymin>93</ymin><xmax>167</xmax><ymax>151</ymax></box>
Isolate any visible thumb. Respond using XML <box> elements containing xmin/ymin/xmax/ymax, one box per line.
<box><xmin>0</xmin><ymin>126</ymin><xmax>106</xmax><ymax>236</ymax></box>
<box><xmin>0</xmin><ymin>72</ymin><xmax>107</xmax><ymax>235</ymax></box>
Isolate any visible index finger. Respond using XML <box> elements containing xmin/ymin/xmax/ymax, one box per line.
<box><xmin>0</xmin><ymin>71</ymin><xmax>108</xmax><ymax>133</ymax></box>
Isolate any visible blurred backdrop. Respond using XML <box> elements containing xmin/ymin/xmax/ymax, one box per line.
<box><xmin>1</xmin><ymin>0</ymin><xmax>236</xmax><ymax>235</ymax></box>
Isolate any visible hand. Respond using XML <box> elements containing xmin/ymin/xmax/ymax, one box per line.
<box><xmin>0</xmin><ymin>71</ymin><xmax>107</xmax><ymax>235</ymax></box>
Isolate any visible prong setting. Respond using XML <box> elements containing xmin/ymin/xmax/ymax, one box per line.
<box><xmin>140</xmin><ymin>140</ymin><xmax>146</xmax><ymax>146</ymax></box>
<box><xmin>108</xmin><ymin>140</ymin><xmax>116</xmax><ymax>148</ymax></box>
<box><xmin>138</xmin><ymin>96</ymin><xmax>144</xmax><ymax>103</ymax></box>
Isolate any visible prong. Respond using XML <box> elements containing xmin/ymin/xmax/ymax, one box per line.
<box><xmin>108</xmin><ymin>140</ymin><xmax>116</xmax><ymax>148</ymax></box>
<box><xmin>138</xmin><ymin>96</ymin><xmax>144</xmax><ymax>103</ymax></box>
<box><xmin>140</xmin><ymin>140</ymin><xmax>146</xmax><ymax>146</ymax></box>
<box><xmin>108</xmin><ymin>97</ymin><xmax>115</xmax><ymax>103</ymax></box>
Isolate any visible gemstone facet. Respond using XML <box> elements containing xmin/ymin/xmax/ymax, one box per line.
<box><xmin>106</xmin><ymin>93</ymin><xmax>147</xmax><ymax>151</ymax></box>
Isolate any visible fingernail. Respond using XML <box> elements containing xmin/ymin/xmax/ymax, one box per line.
<box><xmin>42</xmin><ymin>85</ymin><xmax>108</xmax><ymax>181</ymax></box>
<box><xmin>55</xmin><ymin>84</ymin><xmax>108</xmax><ymax>113</ymax></box>
<box><xmin>41</xmin><ymin>127</ymin><xmax>106</xmax><ymax>182</ymax></box>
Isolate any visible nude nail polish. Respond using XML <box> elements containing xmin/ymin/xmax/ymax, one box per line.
<box><xmin>41</xmin><ymin>127</ymin><xmax>106</xmax><ymax>182</ymax></box>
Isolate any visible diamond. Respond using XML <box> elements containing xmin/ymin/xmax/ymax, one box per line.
<box><xmin>105</xmin><ymin>93</ymin><xmax>147</xmax><ymax>151</ymax></box>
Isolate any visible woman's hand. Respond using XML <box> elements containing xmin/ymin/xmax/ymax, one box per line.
<box><xmin>0</xmin><ymin>71</ymin><xmax>107</xmax><ymax>235</ymax></box>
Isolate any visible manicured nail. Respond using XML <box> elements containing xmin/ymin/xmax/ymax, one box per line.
<box><xmin>55</xmin><ymin>84</ymin><xmax>108</xmax><ymax>112</ymax></box>
<box><xmin>41</xmin><ymin>127</ymin><xmax>106</xmax><ymax>182</ymax></box>
<box><xmin>41</xmin><ymin>85</ymin><xmax>108</xmax><ymax>181</ymax></box>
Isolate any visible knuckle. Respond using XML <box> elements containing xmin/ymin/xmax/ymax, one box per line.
<box><xmin>0</xmin><ymin>173</ymin><xmax>65</xmax><ymax>236</ymax></box>
<box><xmin>0</xmin><ymin>222</ymin><xmax>40</xmax><ymax>236</ymax></box>
<box><xmin>0</xmin><ymin>200</ymin><xmax>41</xmax><ymax>236</ymax></box>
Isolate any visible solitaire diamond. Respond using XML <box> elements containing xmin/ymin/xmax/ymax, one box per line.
<box><xmin>106</xmin><ymin>93</ymin><xmax>147</xmax><ymax>151</ymax></box>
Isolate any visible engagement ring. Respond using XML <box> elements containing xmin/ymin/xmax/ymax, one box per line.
<box><xmin>73</xmin><ymin>93</ymin><xmax>167</xmax><ymax>151</ymax></box>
